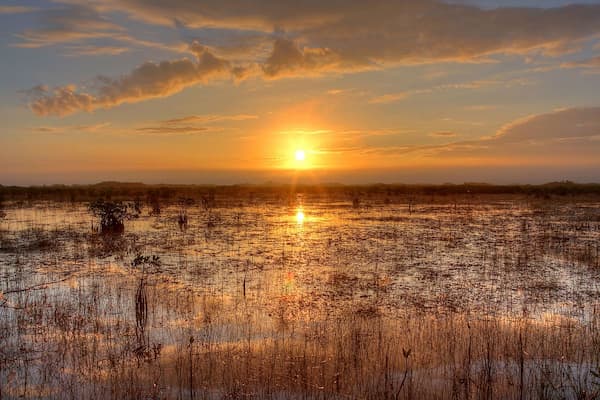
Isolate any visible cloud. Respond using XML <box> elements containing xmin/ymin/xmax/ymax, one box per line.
<box><xmin>430</xmin><ymin>131</ymin><xmax>458</xmax><ymax>137</ymax></box>
<box><xmin>262</xmin><ymin>38</ymin><xmax>373</xmax><ymax>77</ymax></box>
<box><xmin>29</xmin><ymin>85</ymin><xmax>96</xmax><ymax>116</ymax></box>
<box><xmin>28</xmin><ymin>45</ymin><xmax>231</xmax><ymax>116</ymax></box>
<box><xmin>161</xmin><ymin>114</ymin><xmax>258</xmax><ymax>124</ymax></box>
<box><xmin>369</xmin><ymin>90</ymin><xmax>430</xmax><ymax>105</ymax></box>
<box><xmin>13</xmin><ymin>5</ymin><xmax>123</xmax><ymax>48</ymax></box>
<box><xmin>29</xmin><ymin>113</ymin><xmax>255</xmax><ymax>136</ymax></box>
<box><xmin>494</xmin><ymin>107</ymin><xmax>600</xmax><ymax>142</ymax></box>
<box><xmin>31</xmin><ymin>123</ymin><xmax>111</xmax><ymax>134</ymax></box>
<box><xmin>561</xmin><ymin>55</ymin><xmax>600</xmax><ymax>69</ymax></box>
<box><xmin>318</xmin><ymin>107</ymin><xmax>600</xmax><ymax>166</ymax></box>
<box><xmin>445</xmin><ymin>1</ymin><xmax>600</xmax><ymax>9</ymax></box>
<box><xmin>386</xmin><ymin>107</ymin><xmax>600</xmax><ymax>161</ymax></box>
<box><xmin>194</xmin><ymin>33</ymin><xmax>274</xmax><ymax>61</ymax></box>
<box><xmin>369</xmin><ymin>77</ymin><xmax>532</xmax><ymax>104</ymax></box>
<box><xmin>134</xmin><ymin>126</ymin><xmax>212</xmax><ymax>136</ymax></box>
<box><xmin>300</xmin><ymin>2</ymin><xmax>600</xmax><ymax>66</ymax></box>
<box><xmin>69</xmin><ymin>0</ymin><xmax>342</xmax><ymax>31</ymax></box>
<box><xmin>22</xmin><ymin>1</ymin><xmax>600</xmax><ymax>114</ymax></box>
<box><xmin>65</xmin><ymin>45</ymin><xmax>129</xmax><ymax>56</ymax></box>
<box><xmin>12</xmin><ymin>4</ymin><xmax>190</xmax><ymax>55</ymax></box>
<box><xmin>132</xmin><ymin>113</ymin><xmax>257</xmax><ymax>135</ymax></box>
<box><xmin>464</xmin><ymin>105</ymin><xmax>498</xmax><ymax>111</ymax></box>
<box><xmin>73</xmin><ymin>1</ymin><xmax>600</xmax><ymax>65</ymax></box>
<box><xmin>0</xmin><ymin>6</ymin><xmax>39</xmax><ymax>14</ymax></box>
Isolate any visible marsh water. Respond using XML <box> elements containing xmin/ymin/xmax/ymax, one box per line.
<box><xmin>1</xmin><ymin>196</ymin><xmax>600</xmax><ymax>398</ymax></box>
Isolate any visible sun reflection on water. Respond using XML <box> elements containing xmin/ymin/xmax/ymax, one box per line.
<box><xmin>295</xmin><ymin>208</ymin><xmax>305</xmax><ymax>224</ymax></box>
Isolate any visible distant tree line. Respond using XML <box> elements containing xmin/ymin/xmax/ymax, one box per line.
<box><xmin>1</xmin><ymin>180</ymin><xmax>600</xmax><ymax>203</ymax></box>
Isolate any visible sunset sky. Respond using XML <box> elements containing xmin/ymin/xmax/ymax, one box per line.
<box><xmin>1</xmin><ymin>0</ymin><xmax>600</xmax><ymax>185</ymax></box>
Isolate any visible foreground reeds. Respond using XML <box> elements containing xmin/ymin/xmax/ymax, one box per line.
<box><xmin>2</xmin><ymin>278</ymin><xmax>600</xmax><ymax>399</ymax></box>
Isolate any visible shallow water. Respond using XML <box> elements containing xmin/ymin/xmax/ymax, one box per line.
<box><xmin>2</xmin><ymin>199</ymin><xmax>600</xmax><ymax>320</ymax></box>
<box><xmin>1</xmin><ymin>198</ymin><xmax>600</xmax><ymax>398</ymax></box>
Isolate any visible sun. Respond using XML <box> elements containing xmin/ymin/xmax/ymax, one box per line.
<box><xmin>295</xmin><ymin>149</ymin><xmax>306</xmax><ymax>161</ymax></box>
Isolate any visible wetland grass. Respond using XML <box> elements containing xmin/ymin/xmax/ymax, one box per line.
<box><xmin>1</xmin><ymin>187</ymin><xmax>600</xmax><ymax>399</ymax></box>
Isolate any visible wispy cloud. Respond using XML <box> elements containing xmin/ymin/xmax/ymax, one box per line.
<box><xmin>464</xmin><ymin>105</ymin><xmax>498</xmax><ymax>111</ymax></box>
<box><xmin>493</xmin><ymin>107</ymin><xmax>600</xmax><ymax>142</ymax></box>
<box><xmin>29</xmin><ymin>112</ymin><xmax>255</xmax><ymax>136</ymax></box>
<box><xmin>313</xmin><ymin>107</ymin><xmax>600</xmax><ymax>165</ymax></box>
<box><xmin>11</xmin><ymin>4</ymin><xmax>190</xmax><ymax>56</ymax></box>
<box><xmin>134</xmin><ymin>126</ymin><xmax>213</xmax><ymax>136</ymax></box>
<box><xmin>132</xmin><ymin>113</ymin><xmax>257</xmax><ymax>136</ymax></box>
<box><xmin>561</xmin><ymin>55</ymin><xmax>600</xmax><ymax>69</ymax></box>
<box><xmin>369</xmin><ymin>78</ymin><xmax>532</xmax><ymax>104</ymax></box>
<box><xmin>278</xmin><ymin>129</ymin><xmax>332</xmax><ymax>136</ymax></box>
<box><xmin>370</xmin><ymin>107</ymin><xmax>600</xmax><ymax>160</ymax></box>
<box><xmin>31</xmin><ymin>122</ymin><xmax>110</xmax><ymax>134</ymax></box>
<box><xmin>13</xmin><ymin>5</ymin><xmax>124</xmax><ymax>49</ymax></box>
<box><xmin>65</xmin><ymin>45</ymin><xmax>129</xmax><ymax>56</ymax></box>
<box><xmin>0</xmin><ymin>5</ymin><xmax>39</xmax><ymax>14</ymax></box>
<box><xmin>369</xmin><ymin>90</ymin><xmax>431</xmax><ymax>105</ymax></box>
<box><xmin>430</xmin><ymin>131</ymin><xmax>458</xmax><ymax>138</ymax></box>
<box><xmin>161</xmin><ymin>114</ymin><xmax>258</xmax><ymax>125</ymax></box>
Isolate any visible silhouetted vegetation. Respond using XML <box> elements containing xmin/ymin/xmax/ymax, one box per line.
<box><xmin>89</xmin><ymin>199</ymin><xmax>129</xmax><ymax>234</ymax></box>
<box><xmin>0</xmin><ymin>193</ymin><xmax>5</xmax><ymax>219</ymax></box>
<box><xmin>1</xmin><ymin>181</ymin><xmax>600</xmax><ymax>205</ymax></box>
<box><xmin>177</xmin><ymin>197</ymin><xmax>194</xmax><ymax>231</ymax></box>
<box><xmin>147</xmin><ymin>191</ymin><xmax>161</xmax><ymax>215</ymax></box>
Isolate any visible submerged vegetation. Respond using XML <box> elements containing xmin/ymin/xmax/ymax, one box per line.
<box><xmin>1</xmin><ymin>184</ymin><xmax>600</xmax><ymax>398</ymax></box>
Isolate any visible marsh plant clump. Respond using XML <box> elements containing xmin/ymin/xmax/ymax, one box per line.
<box><xmin>89</xmin><ymin>199</ymin><xmax>141</xmax><ymax>234</ymax></box>
<box><xmin>148</xmin><ymin>192</ymin><xmax>162</xmax><ymax>216</ymax></box>
<box><xmin>1</xmin><ymin>187</ymin><xmax>600</xmax><ymax>399</ymax></box>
